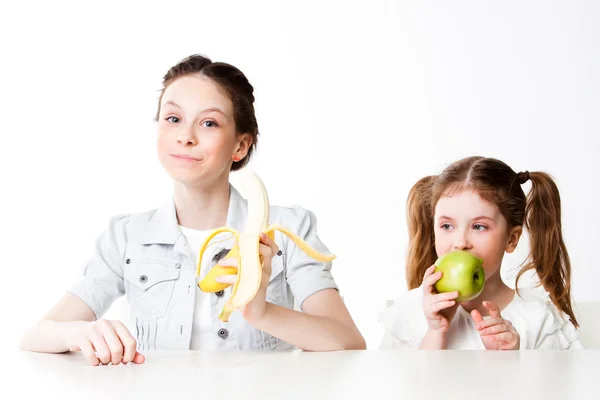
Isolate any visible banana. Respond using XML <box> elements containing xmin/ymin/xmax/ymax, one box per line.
<box><xmin>196</xmin><ymin>172</ymin><xmax>336</xmax><ymax>322</ymax></box>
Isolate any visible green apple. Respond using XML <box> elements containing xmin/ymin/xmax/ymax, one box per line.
<box><xmin>434</xmin><ymin>250</ymin><xmax>485</xmax><ymax>302</ymax></box>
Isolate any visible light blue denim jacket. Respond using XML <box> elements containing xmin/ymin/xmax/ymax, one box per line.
<box><xmin>68</xmin><ymin>185</ymin><xmax>338</xmax><ymax>351</ymax></box>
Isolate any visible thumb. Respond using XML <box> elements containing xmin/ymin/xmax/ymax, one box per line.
<box><xmin>471</xmin><ymin>309</ymin><xmax>484</xmax><ymax>324</ymax></box>
<box><xmin>132</xmin><ymin>352</ymin><xmax>145</xmax><ymax>364</ymax></box>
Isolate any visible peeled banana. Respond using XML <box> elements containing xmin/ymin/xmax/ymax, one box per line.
<box><xmin>196</xmin><ymin>172</ymin><xmax>336</xmax><ymax>322</ymax></box>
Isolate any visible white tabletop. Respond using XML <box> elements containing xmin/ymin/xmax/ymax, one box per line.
<box><xmin>9</xmin><ymin>349</ymin><xmax>599</xmax><ymax>399</ymax></box>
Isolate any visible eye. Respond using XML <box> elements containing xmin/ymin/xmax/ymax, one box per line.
<box><xmin>473</xmin><ymin>224</ymin><xmax>487</xmax><ymax>231</ymax></box>
<box><xmin>441</xmin><ymin>223</ymin><xmax>453</xmax><ymax>230</ymax></box>
<box><xmin>166</xmin><ymin>116</ymin><xmax>180</xmax><ymax>123</ymax></box>
<box><xmin>201</xmin><ymin>120</ymin><xmax>218</xmax><ymax>128</ymax></box>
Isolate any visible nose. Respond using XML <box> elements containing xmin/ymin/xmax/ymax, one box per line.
<box><xmin>177</xmin><ymin>125</ymin><xmax>197</xmax><ymax>146</ymax></box>
<box><xmin>452</xmin><ymin>229</ymin><xmax>472</xmax><ymax>251</ymax></box>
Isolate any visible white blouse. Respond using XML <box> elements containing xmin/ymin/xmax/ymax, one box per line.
<box><xmin>378</xmin><ymin>286</ymin><xmax>582</xmax><ymax>350</ymax></box>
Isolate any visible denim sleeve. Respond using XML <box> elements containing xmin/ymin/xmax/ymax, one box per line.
<box><xmin>67</xmin><ymin>214</ymin><xmax>130</xmax><ymax>319</ymax></box>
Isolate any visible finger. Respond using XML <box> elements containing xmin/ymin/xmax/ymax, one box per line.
<box><xmin>422</xmin><ymin>265</ymin><xmax>436</xmax><ymax>280</ymax></box>
<box><xmin>490</xmin><ymin>332</ymin><xmax>515</xmax><ymax>342</ymax></box>
<box><xmin>90</xmin><ymin>333</ymin><xmax>111</xmax><ymax>365</ymax></box>
<box><xmin>474</xmin><ymin>318</ymin><xmax>506</xmax><ymax>330</ymax></box>
<box><xmin>100</xmin><ymin>323</ymin><xmax>124</xmax><ymax>365</ymax></box>
<box><xmin>215</xmin><ymin>274</ymin><xmax>238</xmax><ymax>285</ymax></box>
<box><xmin>258</xmin><ymin>242</ymin><xmax>275</xmax><ymax>261</ymax></box>
<box><xmin>217</xmin><ymin>258</ymin><xmax>239</xmax><ymax>267</ymax></box>
<box><xmin>423</xmin><ymin>271</ymin><xmax>443</xmax><ymax>293</ymax></box>
<box><xmin>483</xmin><ymin>301</ymin><xmax>502</xmax><ymax>319</ymax></box>
<box><xmin>131</xmin><ymin>352</ymin><xmax>146</xmax><ymax>364</ymax></box>
<box><xmin>432</xmin><ymin>291</ymin><xmax>460</xmax><ymax>302</ymax></box>
<box><xmin>259</xmin><ymin>233</ymin><xmax>279</xmax><ymax>256</ymax></box>
<box><xmin>428</xmin><ymin>300</ymin><xmax>456</xmax><ymax>314</ymax></box>
<box><xmin>112</xmin><ymin>321</ymin><xmax>138</xmax><ymax>364</ymax></box>
<box><xmin>78</xmin><ymin>339</ymin><xmax>100</xmax><ymax>366</ymax></box>
<box><xmin>479</xmin><ymin>324</ymin><xmax>511</xmax><ymax>336</ymax></box>
<box><xmin>471</xmin><ymin>309</ymin><xmax>484</xmax><ymax>324</ymax></box>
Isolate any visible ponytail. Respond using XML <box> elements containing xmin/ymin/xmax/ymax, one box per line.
<box><xmin>406</xmin><ymin>176</ymin><xmax>438</xmax><ymax>289</ymax></box>
<box><xmin>515</xmin><ymin>171</ymin><xmax>578</xmax><ymax>327</ymax></box>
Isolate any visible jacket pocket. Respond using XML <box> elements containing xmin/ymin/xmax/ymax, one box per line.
<box><xmin>124</xmin><ymin>260</ymin><xmax>181</xmax><ymax>320</ymax></box>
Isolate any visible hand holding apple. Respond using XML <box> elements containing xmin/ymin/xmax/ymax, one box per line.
<box><xmin>471</xmin><ymin>301</ymin><xmax>520</xmax><ymax>350</ymax></box>
<box><xmin>434</xmin><ymin>250</ymin><xmax>485</xmax><ymax>302</ymax></box>
<box><xmin>421</xmin><ymin>265</ymin><xmax>460</xmax><ymax>334</ymax></box>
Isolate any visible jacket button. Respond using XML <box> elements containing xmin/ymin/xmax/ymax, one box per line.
<box><xmin>175</xmin><ymin>263</ymin><xmax>181</xmax><ymax>269</ymax></box>
<box><xmin>217</xmin><ymin>328</ymin><xmax>229</xmax><ymax>339</ymax></box>
<box><xmin>126</xmin><ymin>259</ymin><xmax>131</xmax><ymax>264</ymax></box>
<box><xmin>215</xmin><ymin>290</ymin><xmax>224</xmax><ymax>297</ymax></box>
<box><xmin>139</xmin><ymin>275</ymin><xmax>148</xmax><ymax>284</ymax></box>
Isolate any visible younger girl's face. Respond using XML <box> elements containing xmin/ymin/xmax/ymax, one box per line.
<box><xmin>433</xmin><ymin>188</ymin><xmax>521</xmax><ymax>281</ymax></box>
<box><xmin>156</xmin><ymin>75</ymin><xmax>247</xmax><ymax>186</ymax></box>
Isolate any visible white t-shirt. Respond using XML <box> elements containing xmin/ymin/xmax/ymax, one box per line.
<box><xmin>378</xmin><ymin>286</ymin><xmax>583</xmax><ymax>350</ymax></box>
<box><xmin>179</xmin><ymin>225</ymin><xmax>217</xmax><ymax>350</ymax></box>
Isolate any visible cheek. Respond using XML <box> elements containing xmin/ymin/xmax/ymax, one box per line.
<box><xmin>203</xmin><ymin>133</ymin><xmax>234</xmax><ymax>158</ymax></box>
<box><xmin>474</xmin><ymin>231</ymin><xmax>507</xmax><ymax>273</ymax></box>
<box><xmin>156</xmin><ymin>127</ymin><xmax>171</xmax><ymax>150</ymax></box>
<box><xmin>433</xmin><ymin>229</ymin><xmax>451</xmax><ymax>256</ymax></box>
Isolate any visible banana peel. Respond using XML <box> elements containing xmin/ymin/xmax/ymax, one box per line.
<box><xmin>196</xmin><ymin>172</ymin><xmax>336</xmax><ymax>322</ymax></box>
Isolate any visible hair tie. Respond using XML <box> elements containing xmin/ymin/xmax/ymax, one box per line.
<box><xmin>517</xmin><ymin>171</ymin><xmax>530</xmax><ymax>184</ymax></box>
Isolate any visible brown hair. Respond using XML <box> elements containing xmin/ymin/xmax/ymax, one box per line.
<box><xmin>406</xmin><ymin>156</ymin><xmax>578</xmax><ymax>327</ymax></box>
<box><xmin>155</xmin><ymin>54</ymin><xmax>258</xmax><ymax>171</ymax></box>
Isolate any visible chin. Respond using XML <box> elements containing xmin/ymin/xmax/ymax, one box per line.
<box><xmin>171</xmin><ymin>173</ymin><xmax>205</xmax><ymax>185</ymax></box>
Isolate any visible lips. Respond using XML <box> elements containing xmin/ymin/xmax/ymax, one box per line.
<box><xmin>171</xmin><ymin>153</ymin><xmax>201</xmax><ymax>161</ymax></box>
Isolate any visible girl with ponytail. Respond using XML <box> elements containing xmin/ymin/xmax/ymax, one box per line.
<box><xmin>379</xmin><ymin>156</ymin><xmax>582</xmax><ymax>350</ymax></box>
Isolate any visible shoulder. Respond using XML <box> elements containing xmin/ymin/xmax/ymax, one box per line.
<box><xmin>377</xmin><ymin>286</ymin><xmax>428</xmax><ymax>348</ymax></box>
<box><xmin>104</xmin><ymin>209</ymin><xmax>153</xmax><ymax>231</ymax></box>
<box><xmin>99</xmin><ymin>207</ymin><xmax>162</xmax><ymax>243</ymax></box>
<box><xmin>270</xmin><ymin>205</ymin><xmax>320</xmax><ymax>230</ymax></box>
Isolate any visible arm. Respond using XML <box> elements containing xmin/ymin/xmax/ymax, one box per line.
<box><xmin>262</xmin><ymin>208</ymin><xmax>365</xmax><ymax>350</ymax></box>
<box><xmin>246</xmin><ymin>289</ymin><xmax>366</xmax><ymax>351</ymax></box>
<box><xmin>19</xmin><ymin>294</ymin><xmax>143</xmax><ymax>365</ymax></box>
<box><xmin>19</xmin><ymin>215</ymin><xmax>144</xmax><ymax>365</ymax></box>
<box><xmin>418</xmin><ymin>265</ymin><xmax>460</xmax><ymax>350</ymax></box>
<box><xmin>418</xmin><ymin>329</ymin><xmax>448</xmax><ymax>350</ymax></box>
<box><xmin>19</xmin><ymin>293</ymin><xmax>96</xmax><ymax>353</ymax></box>
<box><xmin>218</xmin><ymin>207</ymin><xmax>366</xmax><ymax>351</ymax></box>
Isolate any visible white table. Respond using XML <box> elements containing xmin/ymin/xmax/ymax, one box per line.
<box><xmin>9</xmin><ymin>349</ymin><xmax>599</xmax><ymax>399</ymax></box>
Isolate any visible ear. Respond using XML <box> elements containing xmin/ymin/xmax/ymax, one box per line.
<box><xmin>233</xmin><ymin>133</ymin><xmax>253</xmax><ymax>160</ymax></box>
<box><xmin>505</xmin><ymin>225</ymin><xmax>523</xmax><ymax>254</ymax></box>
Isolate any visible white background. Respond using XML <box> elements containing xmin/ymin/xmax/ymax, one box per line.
<box><xmin>1</xmin><ymin>1</ymin><xmax>598</xmax><ymax>350</ymax></box>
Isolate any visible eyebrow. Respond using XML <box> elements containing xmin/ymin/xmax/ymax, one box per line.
<box><xmin>162</xmin><ymin>101</ymin><xmax>228</xmax><ymax>118</ymax></box>
<box><xmin>436</xmin><ymin>215</ymin><xmax>495</xmax><ymax>222</ymax></box>
<box><xmin>471</xmin><ymin>216</ymin><xmax>495</xmax><ymax>222</ymax></box>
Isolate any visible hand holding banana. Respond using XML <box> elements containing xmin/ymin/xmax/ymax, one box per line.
<box><xmin>213</xmin><ymin>232</ymin><xmax>279</xmax><ymax>322</ymax></box>
<box><xmin>196</xmin><ymin>172</ymin><xmax>336</xmax><ymax>322</ymax></box>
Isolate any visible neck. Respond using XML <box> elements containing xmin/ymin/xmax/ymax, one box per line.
<box><xmin>173</xmin><ymin>178</ymin><xmax>231</xmax><ymax>231</ymax></box>
<box><xmin>460</xmin><ymin>270</ymin><xmax>515</xmax><ymax>315</ymax></box>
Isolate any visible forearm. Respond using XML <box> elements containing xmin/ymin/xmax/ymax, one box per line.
<box><xmin>418</xmin><ymin>329</ymin><xmax>447</xmax><ymax>350</ymax></box>
<box><xmin>247</xmin><ymin>302</ymin><xmax>366</xmax><ymax>351</ymax></box>
<box><xmin>19</xmin><ymin>320</ymin><xmax>82</xmax><ymax>353</ymax></box>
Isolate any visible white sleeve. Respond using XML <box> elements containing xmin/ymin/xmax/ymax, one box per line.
<box><xmin>534</xmin><ymin>304</ymin><xmax>583</xmax><ymax>349</ymax></box>
<box><xmin>377</xmin><ymin>287</ymin><xmax>429</xmax><ymax>349</ymax></box>
<box><xmin>379</xmin><ymin>331</ymin><xmax>411</xmax><ymax>350</ymax></box>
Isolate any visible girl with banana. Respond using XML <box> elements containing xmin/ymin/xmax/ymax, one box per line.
<box><xmin>20</xmin><ymin>54</ymin><xmax>366</xmax><ymax>365</ymax></box>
